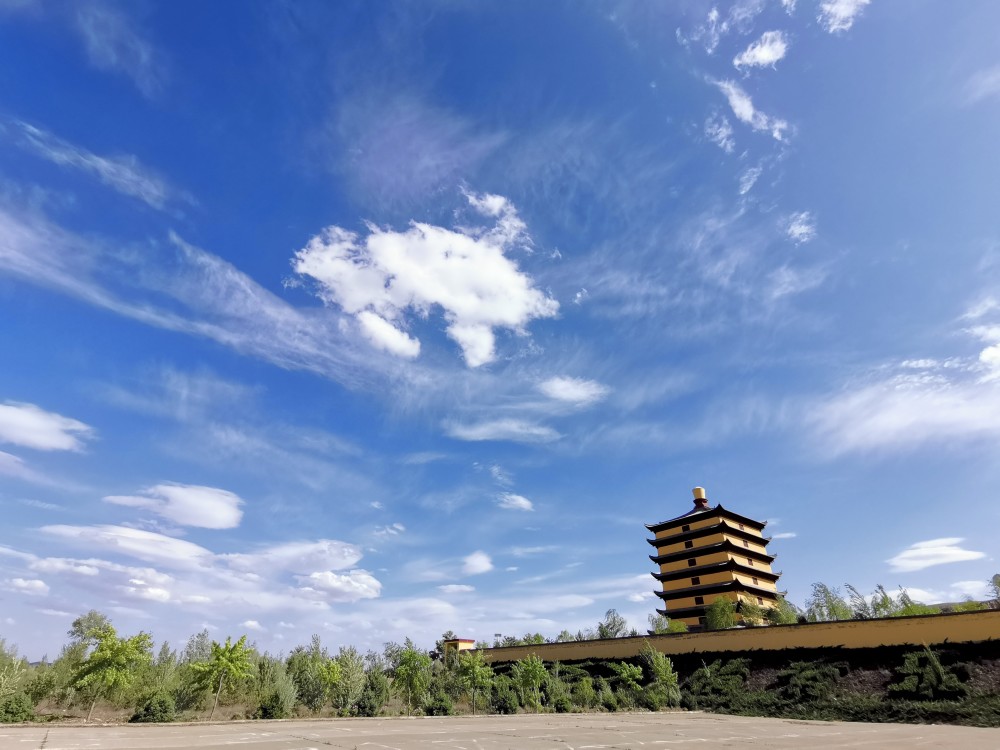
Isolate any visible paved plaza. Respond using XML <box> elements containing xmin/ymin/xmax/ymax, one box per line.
<box><xmin>1</xmin><ymin>712</ymin><xmax>998</xmax><ymax>750</ymax></box>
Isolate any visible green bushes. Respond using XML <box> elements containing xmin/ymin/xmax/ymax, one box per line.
<box><xmin>0</xmin><ymin>693</ymin><xmax>33</xmax><ymax>723</ymax></box>
<box><xmin>130</xmin><ymin>692</ymin><xmax>176</xmax><ymax>723</ymax></box>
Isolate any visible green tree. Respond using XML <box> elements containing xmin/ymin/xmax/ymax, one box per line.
<box><xmin>67</xmin><ymin>611</ymin><xmax>112</xmax><ymax>649</ymax></box>
<box><xmin>704</xmin><ymin>598</ymin><xmax>737</xmax><ymax>630</ymax></box>
<box><xmin>765</xmin><ymin>595</ymin><xmax>800</xmax><ymax>625</ymax></box>
<box><xmin>0</xmin><ymin>640</ymin><xmax>26</xmax><ymax>704</ymax></box>
<box><xmin>511</xmin><ymin>654</ymin><xmax>547</xmax><ymax>711</ymax></box>
<box><xmin>647</xmin><ymin>613</ymin><xmax>687</xmax><ymax>634</ymax></box>
<box><xmin>191</xmin><ymin>635</ymin><xmax>254</xmax><ymax>720</ymax></box>
<box><xmin>804</xmin><ymin>583</ymin><xmax>852</xmax><ymax>622</ymax></box>
<box><xmin>286</xmin><ymin>635</ymin><xmax>329</xmax><ymax>712</ymax></box>
<box><xmin>72</xmin><ymin>625</ymin><xmax>153</xmax><ymax>721</ymax></box>
<box><xmin>990</xmin><ymin>574</ymin><xmax>1000</xmax><ymax>609</ymax></box>
<box><xmin>638</xmin><ymin>642</ymin><xmax>680</xmax><ymax>709</ymax></box>
<box><xmin>739</xmin><ymin>600</ymin><xmax>765</xmax><ymax>626</ymax></box>
<box><xmin>393</xmin><ymin>645</ymin><xmax>431</xmax><ymax>715</ymax></box>
<box><xmin>596</xmin><ymin>609</ymin><xmax>629</xmax><ymax>639</ymax></box>
<box><xmin>457</xmin><ymin>650</ymin><xmax>493</xmax><ymax>715</ymax></box>
<box><xmin>329</xmin><ymin>646</ymin><xmax>364</xmax><ymax>714</ymax></box>
<box><xmin>181</xmin><ymin>629</ymin><xmax>212</xmax><ymax>664</ymax></box>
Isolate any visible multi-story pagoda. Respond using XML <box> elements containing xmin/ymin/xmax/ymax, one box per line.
<box><xmin>647</xmin><ymin>487</ymin><xmax>781</xmax><ymax>630</ymax></box>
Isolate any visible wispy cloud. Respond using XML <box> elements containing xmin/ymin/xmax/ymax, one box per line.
<box><xmin>818</xmin><ymin>0</ymin><xmax>871</xmax><ymax>34</ymax></box>
<box><xmin>537</xmin><ymin>376</ymin><xmax>610</xmax><ymax>407</ymax></box>
<box><xmin>733</xmin><ymin>31</ymin><xmax>788</xmax><ymax>70</ymax></box>
<box><xmin>964</xmin><ymin>65</ymin><xmax>1000</xmax><ymax>105</ymax></box>
<box><xmin>6</xmin><ymin>120</ymin><xmax>190</xmax><ymax>211</ymax></box>
<box><xmin>103</xmin><ymin>483</ymin><xmax>245</xmax><ymax>529</ymax></box>
<box><xmin>496</xmin><ymin>492</ymin><xmax>534</xmax><ymax>512</ymax></box>
<box><xmin>738</xmin><ymin>166</ymin><xmax>763</xmax><ymax>195</ymax></box>
<box><xmin>705</xmin><ymin>114</ymin><xmax>735</xmax><ymax>153</ymax></box>
<box><xmin>887</xmin><ymin>538</ymin><xmax>985</xmax><ymax>573</ymax></box>
<box><xmin>714</xmin><ymin>80</ymin><xmax>789</xmax><ymax>141</ymax></box>
<box><xmin>444</xmin><ymin>419</ymin><xmax>560</xmax><ymax>444</ymax></box>
<box><xmin>0</xmin><ymin>401</ymin><xmax>94</xmax><ymax>452</ymax></box>
<box><xmin>784</xmin><ymin>211</ymin><xmax>817</xmax><ymax>243</ymax></box>
<box><xmin>73</xmin><ymin>3</ymin><xmax>166</xmax><ymax>97</ymax></box>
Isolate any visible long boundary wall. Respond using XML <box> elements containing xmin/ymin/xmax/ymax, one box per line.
<box><xmin>478</xmin><ymin>609</ymin><xmax>1000</xmax><ymax>664</ymax></box>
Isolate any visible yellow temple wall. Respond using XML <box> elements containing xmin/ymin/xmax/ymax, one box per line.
<box><xmin>476</xmin><ymin>609</ymin><xmax>1000</xmax><ymax>664</ymax></box>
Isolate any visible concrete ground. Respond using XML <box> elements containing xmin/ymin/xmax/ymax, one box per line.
<box><xmin>1</xmin><ymin>712</ymin><xmax>998</xmax><ymax>750</ymax></box>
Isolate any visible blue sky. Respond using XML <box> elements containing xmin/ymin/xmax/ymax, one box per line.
<box><xmin>1</xmin><ymin>0</ymin><xmax>999</xmax><ymax>657</ymax></box>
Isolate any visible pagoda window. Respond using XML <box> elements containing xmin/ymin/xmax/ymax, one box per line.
<box><xmin>687</xmin><ymin>559</ymin><xmax>697</xmax><ymax>567</ymax></box>
<box><xmin>743</xmin><ymin>540</ymin><xmax>749</xmax><ymax>548</ymax></box>
<box><xmin>684</xmin><ymin>541</ymin><xmax>694</xmax><ymax>549</ymax></box>
<box><xmin>682</xmin><ymin>524</ymin><xmax>690</xmax><ymax>532</ymax></box>
<box><xmin>752</xmin><ymin>577</ymin><xmax>759</xmax><ymax>585</ymax></box>
<box><xmin>747</xmin><ymin>558</ymin><xmax>754</xmax><ymax>566</ymax></box>
<box><xmin>691</xmin><ymin>577</ymin><xmax>701</xmax><ymax>585</ymax></box>
<box><xmin>694</xmin><ymin>596</ymin><xmax>704</xmax><ymax>605</ymax></box>
<box><xmin>757</xmin><ymin>597</ymin><xmax>764</xmax><ymax>605</ymax></box>
<box><xmin>739</xmin><ymin>523</ymin><xmax>745</xmax><ymax>530</ymax></box>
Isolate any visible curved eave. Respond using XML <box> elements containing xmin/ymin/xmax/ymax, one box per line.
<box><xmin>651</xmin><ymin>561</ymin><xmax>781</xmax><ymax>583</ymax></box>
<box><xmin>646</xmin><ymin>524</ymin><xmax>771</xmax><ymax>549</ymax></box>
<box><xmin>646</xmin><ymin>504</ymin><xmax>767</xmax><ymax>534</ymax></box>
<box><xmin>649</xmin><ymin>539</ymin><xmax>776</xmax><ymax>566</ymax></box>
<box><xmin>654</xmin><ymin>580</ymin><xmax>782</xmax><ymax>602</ymax></box>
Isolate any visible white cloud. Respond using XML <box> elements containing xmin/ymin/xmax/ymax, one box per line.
<box><xmin>278</xmin><ymin>621</ymin><xmax>295</xmax><ymax>629</ymax></box>
<box><xmin>767</xmin><ymin>265</ymin><xmax>826</xmax><ymax>301</ymax></box>
<box><xmin>223</xmin><ymin>540</ymin><xmax>364</xmax><ymax>574</ymax></box>
<box><xmin>705</xmin><ymin>114</ymin><xmax>735</xmax><ymax>153</ymax></box>
<box><xmin>462</xmin><ymin>551</ymin><xmax>493</xmax><ymax>575</ymax></box>
<box><xmin>887</xmin><ymin>538</ymin><xmax>986</xmax><ymax>573</ymax></box>
<box><xmin>784</xmin><ymin>211</ymin><xmax>817</xmax><ymax>243</ymax></box>
<box><xmin>104</xmin><ymin>483</ymin><xmax>244</xmax><ymax>529</ymax></box>
<box><xmin>951</xmin><ymin>580</ymin><xmax>990</xmax><ymax>599</ymax></box>
<box><xmin>488</xmin><ymin>464</ymin><xmax>512</xmax><ymax>486</ymax></box>
<box><xmin>30</xmin><ymin>558</ymin><xmax>99</xmax><ymax>576</ymax></box>
<box><xmin>438</xmin><ymin>584</ymin><xmax>475</xmax><ymax>594</ymax></box>
<box><xmin>444</xmin><ymin>419</ymin><xmax>560</xmax><ymax>444</ymax></box>
<box><xmin>292</xmin><ymin>193</ymin><xmax>558</xmax><ymax>367</ymax></box>
<box><xmin>241</xmin><ymin>619</ymin><xmax>264</xmax><ymax>631</ymax></box>
<box><xmin>818</xmin><ymin>0</ymin><xmax>871</xmax><ymax>34</ymax></box>
<box><xmin>739</xmin><ymin>166</ymin><xmax>762</xmax><ymax>195</ymax></box>
<box><xmin>5</xmin><ymin>577</ymin><xmax>48</xmax><ymax>595</ymax></box>
<box><xmin>42</xmin><ymin>524</ymin><xmax>214</xmax><ymax>570</ymax></box>
<box><xmin>771</xmin><ymin>532</ymin><xmax>797</xmax><ymax>539</ymax></box>
<box><xmin>538</xmin><ymin>376</ymin><xmax>610</xmax><ymax>406</ymax></box>
<box><xmin>715</xmin><ymin>80</ymin><xmax>789</xmax><ymax>141</ymax></box>
<box><xmin>73</xmin><ymin>4</ymin><xmax>165</xmax><ymax>97</ymax></box>
<box><xmin>964</xmin><ymin>66</ymin><xmax>1000</xmax><ymax>105</ymax></box>
<box><xmin>497</xmin><ymin>492</ymin><xmax>534</xmax><ymax>512</ymax></box>
<box><xmin>356</xmin><ymin>310</ymin><xmax>420</xmax><ymax>358</ymax></box>
<box><xmin>297</xmin><ymin>570</ymin><xmax>382</xmax><ymax>602</ymax></box>
<box><xmin>0</xmin><ymin>450</ymin><xmax>45</xmax><ymax>484</ymax></box>
<box><xmin>511</xmin><ymin>546</ymin><xmax>556</xmax><ymax>557</ymax></box>
<box><xmin>733</xmin><ymin>31</ymin><xmax>788</xmax><ymax>70</ymax></box>
<box><xmin>781</xmin><ymin>0</ymin><xmax>797</xmax><ymax>13</ymax></box>
<box><xmin>373</xmin><ymin>523</ymin><xmax>406</xmax><ymax>538</ymax></box>
<box><xmin>0</xmin><ymin>209</ymin><xmax>384</xmax><ymax>394</ymax></box>
<box><xmin>39</xmin><ymin>608</ymin><xmax>73</xmax><ymax>617</ymax></box>
<box><xmin>7</xmin><ymin>120</ymin><xmax>188</xmax><ymax>210</ymax></box>
<box><xmin>807</xmin><ymin>359</ymin><xmax>1000</xmax><ymax>455</ymax></box>
<box><xmin>0</xmin><ymin>401</ymin><xmax>93</xmax><ymax>451</ymax></box>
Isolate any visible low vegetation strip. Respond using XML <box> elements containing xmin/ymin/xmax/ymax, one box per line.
<box><xmin>1</xmin><ymin>608</ymin><xmax>999</xmax><ymax>727</ymax></box>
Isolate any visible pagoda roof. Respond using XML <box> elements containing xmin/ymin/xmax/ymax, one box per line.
<box><xmin>647</xmin><ymin>522</ymin><xmax>771</xmax><ymax>549</ymax></box>
<box><xmin>649</xmin><ymin>538</ymin><xmax>776</xmax><ymax>566</ymax></box>
<box><xmin>646</xmin><ymin>503</ymin><xmax>767</xmax><ymax>534</ymax></box>
<box><xmin>651</xmin><ymin>558</ymin><xmax>780</xmax><ymax>583</ymax></box>
<box><xmin>654</xmin><ymin>579</ymin><xmax>781</xmax><ymax>602</ymax></box>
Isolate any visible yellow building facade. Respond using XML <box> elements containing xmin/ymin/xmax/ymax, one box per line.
<box><xmin>647</xmin><ymin>487</ymin><xmax>781</xmax><ymax>630</ymax></box>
